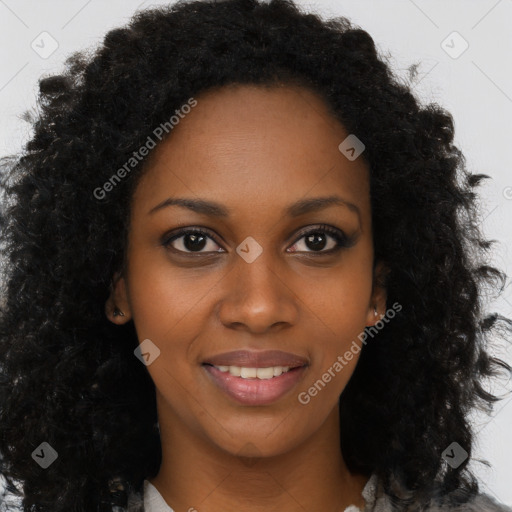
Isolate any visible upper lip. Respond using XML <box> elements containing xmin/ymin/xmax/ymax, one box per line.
<box><xmin>203</xmin><ymin>350</ymin><xmax>309</xmax><ymax>368</ymax></box>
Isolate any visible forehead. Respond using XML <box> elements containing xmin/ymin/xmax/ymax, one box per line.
<box><xmin>131</xmin><ymin>84</ymin><xmax>370</xmax><ymax>220</ymax></box>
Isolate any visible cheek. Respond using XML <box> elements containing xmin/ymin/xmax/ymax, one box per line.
<box><xmin>125</xmin><ymin>252</ymin><xmax>221</xmax><ymax>388</ymax></box>
<box><xmin>126</xmin><ymin>251</ymin><xmax>209</xmax><ymax>340</ymax></box>
<box><xmin>126</xmin><ymin>264</ymin><xmax>206</xmax><ymax>410</ymax></box>
<box><xmin>299</xmin><ymin>252</ymin><xmax>373</xmax><ymax>390</ymax></box>
<box><xmin>302</xmin><ymin>253</ymin><xmax>373</xmax><ymax>332</ymax></box>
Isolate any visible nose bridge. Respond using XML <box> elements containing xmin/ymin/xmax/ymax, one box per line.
<box><xmin>218</xmin><ymin>242</ymin><xmax>298</xmax><ymax>332</ymax></box>
<box><xmin>233</xmin><ymin>230</ymin><xmax>280</xmax><ymax>285</ymax></box>
<box><xmin>235</xmin><ymin>241</ymin><xmax>286</xmax><ymax>302</ymax></box>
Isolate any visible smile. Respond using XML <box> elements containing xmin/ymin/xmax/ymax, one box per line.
<box><xmin>211</xmin><ymin>365</ymin><xmax>292</xmax><ymax>379</ymax></box>
<box><xmin>202</xmin><ymin>363</ymin><xmax>307</xmax><ymax>405</ymax></box>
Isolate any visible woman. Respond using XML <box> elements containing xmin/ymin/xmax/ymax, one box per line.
<box><xmin>0</xmin><ymin>0</ymin><xmax>511</xmax><ymax>511</ymax></box>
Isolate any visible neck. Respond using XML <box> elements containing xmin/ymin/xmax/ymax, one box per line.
<box><xmin>149</xmin><ymin>402</ymin><xmax>369</xmax><ymax>512</ymax></box>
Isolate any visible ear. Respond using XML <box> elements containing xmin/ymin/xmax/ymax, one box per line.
<box><xmin>365</xmin><ymin>260</ymin><xmax>389</xmax><ymax>327</ymax></box>
<box><xmin>105</xmin><ymin>270</ymin><xmax>132</xmax><ymax>324</ymax></box>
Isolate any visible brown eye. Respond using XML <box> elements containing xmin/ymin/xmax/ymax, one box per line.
<box><xmin>163</xmin><ymin>228</ymin><xmax>224</xmax><ymax>254</ymax></box>
<box><xmin>287</xmin><ymin>225</ymin><xmax>354</xmax><ymax>254</ymax></box>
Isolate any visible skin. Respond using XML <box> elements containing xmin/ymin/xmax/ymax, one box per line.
<box><xmin>106</xmin><ymin>83</ymin><xmax>387</xmax><ymax>512</ymax></box>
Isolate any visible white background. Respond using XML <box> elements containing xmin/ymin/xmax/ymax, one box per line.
<box><xmin>0</xmin><ymin>0</ymin><xmax>511</xmax><ymax>506</ymax></box>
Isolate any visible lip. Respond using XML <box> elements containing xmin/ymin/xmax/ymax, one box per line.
<box><xmin>203</xmin><ymin>364</ymin><xmax>308</xmax><ymax>406</ymax></box>
<box><xmin>202</xmin><ymin>349</ymin><xmax>309</xmax><ymax>368</ymax></box>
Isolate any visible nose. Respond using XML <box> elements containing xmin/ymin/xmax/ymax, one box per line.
<box><xmin>217</xmin><ymin>251</ymin><xmax>299</xmax><ymax>334</ymax></box>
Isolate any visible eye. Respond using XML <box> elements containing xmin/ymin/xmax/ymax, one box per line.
<box><xmin>162</xmin><ymin>224</ymin><xmax>355</xmax><ymax>256</ymax></box>
<box><xmin>287</xmin><ymin>224</ymin><xmax>353</xmax><ymax>254</ymax></box>
<box><xmin>163</xmin><ymin>227</ymin><xmax>223</xmax><ymax>254</ymax></box>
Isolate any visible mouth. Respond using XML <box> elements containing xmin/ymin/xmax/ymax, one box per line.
<box><xmin>203</xmin><ymin>363</ymin><xmax>302</xmax><ymax>379</ymax></box>
<box><xmin>202</xmin><ymin>349</ymin><xmax>309</xmax><ymax>369</ymax></box>
<box><xmin>202</xmin><ymin>360</ymin><xmax>308</xmax><ymax>406</ymax></box>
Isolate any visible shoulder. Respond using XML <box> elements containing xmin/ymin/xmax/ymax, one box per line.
<box><xmin>364</xmin><ymin>473</ymin><xmax>512</xmax><ymax>512</ymax></box>
<box><xmin>427</xmin><ymin>492</ymin><xmax>512</xmax><ymax>512</ymax></box>
<box><xmin>123</xmin><ymin>485</ymin><xmax>145</xmax><ymax>512</ymax></box>
<box><xmin>124</xmin><ymin>476</ymin><xmax>512</xmax><ymax>512</ymax></box>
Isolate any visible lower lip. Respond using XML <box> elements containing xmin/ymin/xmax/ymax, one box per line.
<box><xmin>202</xmin><ymin>364</ymin><xmax>307</xmax><ymax>406</ymax></box>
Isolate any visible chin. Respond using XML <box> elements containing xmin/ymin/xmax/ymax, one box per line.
<box><xmin>202</xmin><ymin>420</ymin><xmax>307</xmax><ymax>460</ymax></box>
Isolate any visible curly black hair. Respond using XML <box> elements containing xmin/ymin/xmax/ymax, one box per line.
<box><xmin>1</xmin><ymin>0</ymin><xmax>511</xmax><ymax>511</ymax></box>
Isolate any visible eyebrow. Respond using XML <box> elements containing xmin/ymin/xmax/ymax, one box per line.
<box><xmin>148</xmin><ymin>195</ymin><xmax>361</xmax><ymax>222</ymax></box>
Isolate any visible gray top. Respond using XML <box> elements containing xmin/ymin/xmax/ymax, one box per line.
<box><xmin>1</xmin><ymin>471</ymin><xmax>509</xmax><ymax>511</ymax></box>
<box><xmin>119</xmin><ymin>473</ymin><xmax>512</xmax><ymax>512</ymax></box>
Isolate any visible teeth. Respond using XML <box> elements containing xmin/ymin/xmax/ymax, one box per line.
<box><xmin>240</xmin><ymin>367</ymin><xmax>257</xmax><ymax>378</ymax></box>
<box><xmin>213</xmin><ymin>365</ymin><xmax>292</xmax><ymax>379</ymax></box>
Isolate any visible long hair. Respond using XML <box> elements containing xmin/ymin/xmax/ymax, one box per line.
<box><xmin>1</xmin><ymin>0</ymin><xmax>511</xmax><ymax>510</ymax></box>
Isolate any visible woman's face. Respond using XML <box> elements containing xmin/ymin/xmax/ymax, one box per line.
<box><xmin>107</xmin><ymin>84</ymin><xmax>386</xmax><ymax>458</ymax></box>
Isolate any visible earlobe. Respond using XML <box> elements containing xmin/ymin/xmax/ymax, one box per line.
<box><xmin>105</xmin><ymin>271</ymin><xmax>132</xmax><ymax>324</ymax></box>
<box><xmin>366</xmin><ymin>304</ymin><xmax>384</xmax><ymax>327</ymax></box>
<box><xmin>366</xmin><ymin>260</ymin><xmax>389</xmax><ymax>326</ymax></box>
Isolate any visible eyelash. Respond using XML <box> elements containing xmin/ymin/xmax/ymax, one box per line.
<box><xmin>162</xmin><ymin>224</ymin><xmax>354</xmax><ymax>256</ymax></box>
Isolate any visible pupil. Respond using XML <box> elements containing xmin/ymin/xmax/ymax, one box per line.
<box><xmin>306</xmin><ymin>232</ymin><xmax>326</xmax><ymax>251</ymax></box>
<box><xmin>184</xmin><ymin>233</ymin><xmax>206</xmax><ymax>251</ymax></box>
